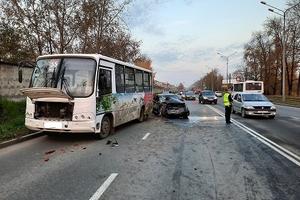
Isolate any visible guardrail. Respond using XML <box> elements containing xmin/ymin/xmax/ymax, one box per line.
<box><xmin>267</xmin><ymin>95</ymin><xmax>300</xmax><ymax>108</ymax></box>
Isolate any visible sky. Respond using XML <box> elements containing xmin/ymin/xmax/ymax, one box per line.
<box><xmin>125</xmin><ymin>0</ymin><xmax>287</xmax><ymax>87</ymax></box>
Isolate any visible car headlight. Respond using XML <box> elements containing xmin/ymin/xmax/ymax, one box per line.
<box><xmin>214</xmin><ymin>96</ymin><xmax>217</xmax><ymax>99</ymax></box>
<box><xmin>244</xmin><ymin>106</ymin><xmax>254</xmax><ymax>109</ymax></box>
<box><xmin>271</xmin><ymin>105</ymin><xmax>276</xmax><ymax>110</ymax></box>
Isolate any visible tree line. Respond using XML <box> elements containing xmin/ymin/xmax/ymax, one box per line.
<box><xmin>190</xmin><ymin>69</ymin><xmax>224</xmax><ymax>92</ymax></box>
<box><xmin>0</xmin><ymin>0</ymin><xmax>151</xmax><ymax>69</ymax></box>
<box><xmin>236</xmin><ymin>0</ymin><xmax>300</xmax><ymax>96</ymax></box>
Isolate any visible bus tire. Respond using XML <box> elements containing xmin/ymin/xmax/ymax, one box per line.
<box><xmin>138</xmin><ymin>107</ymin><xmax>145</xmax><ymax>122</ymax></box>
<box><xmin>96</xmin><ymin>116</ymin><xmax>112</xmax><ymax>139</ymax></box>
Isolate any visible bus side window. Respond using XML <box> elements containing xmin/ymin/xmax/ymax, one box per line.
<box><xmin>115</xmin><ymin>64</ymin><xmax>125</xmax><ymax>93</ymax></box>
<box><xmin>125</xmin><ymin>67</ymin><xmax>135</xmax><ymax>93</ymax></box>
<box><xmin>98</xmin><ymin>68</ymin><xmax>112</xmax><ymax>96</ymax></box>
<box><xmin>143</xmin><ymin>72</ymin><xmax>150</xmax><ymax>92</ymax></box>
<box><xmin>135</xmin><ymin>69</ymin><xmax>144</xmax><ymax>92</ymax></box>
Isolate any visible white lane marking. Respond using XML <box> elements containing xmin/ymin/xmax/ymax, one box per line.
<box><xmin>142</xmin><ymin>132</ymin><xmax>151</xmax><ymax>140</ymax></box>
<box><xmin>291</xmin><ymin>116</ymin><xmax>300</xmax><ymax>120</ymax></box>
<box><xmin>206</xmin><ymin>105</ymin><xmax>300</xmax><ymax>167</ymax></box>
<box><xmin>89</xmin><ymin>173</ymin><xmax>118</xmax><ymax>200</ymax></box>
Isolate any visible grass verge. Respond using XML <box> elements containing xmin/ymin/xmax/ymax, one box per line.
<box><xmin>0</xmin><ymin>98</ymin><xmax>31</xmax><ymax>142</ymax></box>
<box><xmin>267</xmin><ymin>95</ymin><xmax>300</xmax><ymax>108</ymax></box>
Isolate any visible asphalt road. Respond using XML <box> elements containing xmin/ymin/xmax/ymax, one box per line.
<box><xmin>212</xmin><ymin>97</ymin><xmax>300</xmax><ymax>156</ymax></box>
<box><xmin>0</xmin><ymin>101</ymin><xmax>300</xmax><ymax>200</ymax></box>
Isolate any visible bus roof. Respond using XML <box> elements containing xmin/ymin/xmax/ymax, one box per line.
<box><xmin>37</xmin><ymin>53</ymin><xmax>153</xmax><ymax>73</ymax></box>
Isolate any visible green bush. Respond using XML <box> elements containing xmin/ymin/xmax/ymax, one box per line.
<box><xmin>0</xmin><ymin>98</ymin><xmax>27</xmax><ymax>140</ymax></box>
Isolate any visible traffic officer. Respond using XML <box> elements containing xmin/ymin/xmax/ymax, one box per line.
<box><xmin>223</xmin><ymin>88</ymin><xmax>233</xmax><ymax>124</ymax></box>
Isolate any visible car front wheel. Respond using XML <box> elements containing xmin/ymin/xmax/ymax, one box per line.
<box><xmin>241</xmin><ymin>108</ymin><xmax>246</xmax><ymax>118</ymax></box>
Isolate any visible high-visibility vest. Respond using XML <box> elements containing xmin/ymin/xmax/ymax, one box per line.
<box><xmin>223</xmin><ymin>93</ymin><xmax>231</xmax><ymax>106</ymax></box>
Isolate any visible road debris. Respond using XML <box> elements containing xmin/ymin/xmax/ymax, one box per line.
<box><xmin>106</xmin><ymin>140</ymin><xmax>112</xmax><ymax>145</ymax></box>
<box><xmin>45</xmin><ymin>150</ymin><xmax>56</xmax><ymax>155</ymax></box>
<box><xmin>111</xmin><ymin>138</ymin><xmax>119</xmax><ymax>147</ymax></box>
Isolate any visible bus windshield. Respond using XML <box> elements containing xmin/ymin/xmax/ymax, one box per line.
<box><xmin>31</xmin><ymin>58</ymin><xmax>96</xmax><ymax>97</ymax></box>
<box><xmin>246</xmin><ymin>82</ymin><xmax>262</xmax><ymax>91</ymax></box>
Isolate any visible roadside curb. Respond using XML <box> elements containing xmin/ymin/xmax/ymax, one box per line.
<box><xmin>274</xmin><ymin>103</ymin><xmax>300</xmax><ymax>108</ymax></box>
<box><xmin>0</xmin><ymin>131</ymin><xmax>44</xmax><ymax>149</ymax></box>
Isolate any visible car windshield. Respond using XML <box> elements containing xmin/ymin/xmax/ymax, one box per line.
<box><xmin>202</xmin><ymin>91</ymin><xmax>214</xmax><ymax>96</ymax></box>
<box><xmin>31</xmin><ymin>57</ymin><xmax>96</xmax><ymax>97</ymax></box>
<box><xmin>242</xmin><ymin>94</ymin><xmax>269</xmax><ymax>101</ymax></box>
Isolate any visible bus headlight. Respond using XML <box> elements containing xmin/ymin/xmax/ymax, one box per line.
<box><xmin>73</xmin><ymin>113</ymin><xmax>94</xmax><ymax>121</ymax></box>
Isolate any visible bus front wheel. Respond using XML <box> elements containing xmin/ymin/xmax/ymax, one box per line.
<box><xmin>97</xmin><ymin>116</ymin><xmax>112</xmax><ymax>139</ymax></box>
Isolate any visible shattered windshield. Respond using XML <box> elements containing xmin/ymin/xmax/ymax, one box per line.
<box><xmin>31</xmin><ymin>57</ymin><xmax>96</xmax><ymax>97</ymax></box>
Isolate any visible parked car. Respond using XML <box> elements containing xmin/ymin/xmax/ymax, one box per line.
<box><xmin>185</xmin><ymin>91</ymin><xmax>196</xmax><ymax>100</ymax></box>
<box><xmin>232</xmin><ymin>92</ymin><xmax>276</xmax><ymax>118</ymax></box>
<box><xmin>215</xmin><ymin>91</ymin><xmax>223</xmax><ymax>97</ymax></box>
<box><xmin>153</xmin><ymin>94</ymin><xmax>189</xmax><ymax>118</ymax></box>
<box><xmin>199</xmin><ymin>90</ymin><xmax>217</xmax><ymax>104</ymax></box>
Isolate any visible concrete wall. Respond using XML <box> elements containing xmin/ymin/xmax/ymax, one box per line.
<box><xmin>0</xmin><ymin>62</ymin><xmax>33</xmax><ymax>100</ymax></box>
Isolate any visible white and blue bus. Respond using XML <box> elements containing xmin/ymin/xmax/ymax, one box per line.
<box><xmin>20</xmin><ymin>54</ymin><xmax>153</xmax><ymax>139</ymax></box>
<box><xmin>232</xmin><ymin>80</ymin><xmax>264</xmax><ymax>94</ymax></box>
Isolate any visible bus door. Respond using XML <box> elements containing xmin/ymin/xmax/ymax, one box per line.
<box><xmin>96</xmin><ymin>66</ymin><xmax>113</xmax><ymax>115</ymax></box>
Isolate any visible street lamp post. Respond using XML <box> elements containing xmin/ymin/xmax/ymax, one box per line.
<box><xmin>260</xmin><ymin>1</ymin><xmax>300</xmax><ymax>102</ymax></box>
<box><xmin>217</xmin><ymin>52</ymin><xmax>236</xmax><ymax>84</ymax></box>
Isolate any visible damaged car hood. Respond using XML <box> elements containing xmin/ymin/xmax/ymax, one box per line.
<box><xmin>165</xmin><ymin>98</ymin><xmax>184</xmax><ymax>104</ymax></box>
<box><xmin>20</xmin><ymin>87</ymin><xmax>72</xmax><ymax>100</ymax></box>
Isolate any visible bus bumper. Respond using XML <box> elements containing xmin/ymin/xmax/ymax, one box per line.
<box><xmin>25</xmin><ymin>118</ymin><xmax>96</xmax><ymax>133</ymax></box>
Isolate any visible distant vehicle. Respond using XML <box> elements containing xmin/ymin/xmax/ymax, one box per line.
<box><xmin>179</xmin><ymin>91</ymin><xmax>186</xmax><ymax>100</ymax></box>
<box><xmin>215</xmin><ymin>91</ymin><xmax>223</xmax><ymax>97</ymax></box>
<box><xmin>232</xmin><ymin>80</ymin><xmax>264</xmax><ymax>94</ymax></box>
<box><xmin>185</xmin><ymin>91</ymin><xmax>196</xmax><ymax>100</ymax></box>
<box><xmin>153</xmin><ymin>94</ymin><xmax>189</xmax><ymax>118</ymax></box>
<box><xmin>19</xmin><ymin>54</ymin><xmax>153</xmax><ymax>139</ymax></box>
<box><xmin>199</xmin><ymin>90</ymin><xmax>217</xmax><ymax>104</ymax></box>
<box><xmin>232</xmin><ymin>92</ymin><xmax>276</xmax><ymax>118</ymax></box>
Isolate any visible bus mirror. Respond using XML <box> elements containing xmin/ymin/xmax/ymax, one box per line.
<box><xmin>18</xmin><ymin>68</ymin><xmax>23</xmax><ymax>83</ymax></box>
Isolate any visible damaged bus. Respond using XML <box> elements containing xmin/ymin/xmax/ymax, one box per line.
<box><xmin>19</xmin><ymin>54</ymin><xmax>153</xmax><ymax>139</ymax></box>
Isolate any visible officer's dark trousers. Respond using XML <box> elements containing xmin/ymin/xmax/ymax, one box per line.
<box><xmin>225</xmin><ymin>105</ymin><xmax>232</xmax><ymax>123</ymax></box>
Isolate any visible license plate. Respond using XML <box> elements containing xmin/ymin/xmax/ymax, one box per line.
<box><xmin>169</xmin><ymin>110</ymin><xmax>178</xmax><ymax>114</ymax></box>
<box><xmin>257</xmin><ymin>111</ymin><xmax>268</xmax><ymax>114</ymax></box>
<box><xmin>44</xmin><ymin>121</ymin><xmax>63</xmax><ymax>129</ymax></box>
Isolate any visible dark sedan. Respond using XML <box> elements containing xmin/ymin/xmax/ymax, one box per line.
<box><xmin>153</xmin><ymin>94</ymin><xmax>189</xmax><ymax>118</ymax></box>
<box><xmin>199</xmin><ymin>90</ymin><xmax>218</xmax><ymax>104</ymax></box>
<box><xmin>185</xmin><ymin>91</ymin><xmax>197</xmax><ymax>100</ymax></box>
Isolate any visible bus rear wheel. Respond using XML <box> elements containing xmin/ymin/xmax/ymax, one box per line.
<box><xmin>138</xmin><ymin>107</ymin><xmax>145</xmax><ymax>122</ymax></box>
<box><xmin>96</xmin><ymin>116</ymin><xmax>112</xmax><ymax>139</ymax></box>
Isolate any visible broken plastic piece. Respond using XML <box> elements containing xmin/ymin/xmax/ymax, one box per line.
<box><xmin>106</xmin><ymin>140</ymin><xmax>112</xmax><ymax>145</ymax></box>
<box><xmin>45</xmin><ymin>150</ymin><xmax>56</xmax><ymax>155</ymax></box>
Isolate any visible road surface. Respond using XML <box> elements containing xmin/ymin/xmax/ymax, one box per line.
<box><xmin>213</xmin><ymin>97</ymin><xmax>300</xmax><ymax>156</ymax></box>
<box><xmin>0</xmin><ymin>101</ymin><xmax>299</xmax><ymax>200</ymax></box>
